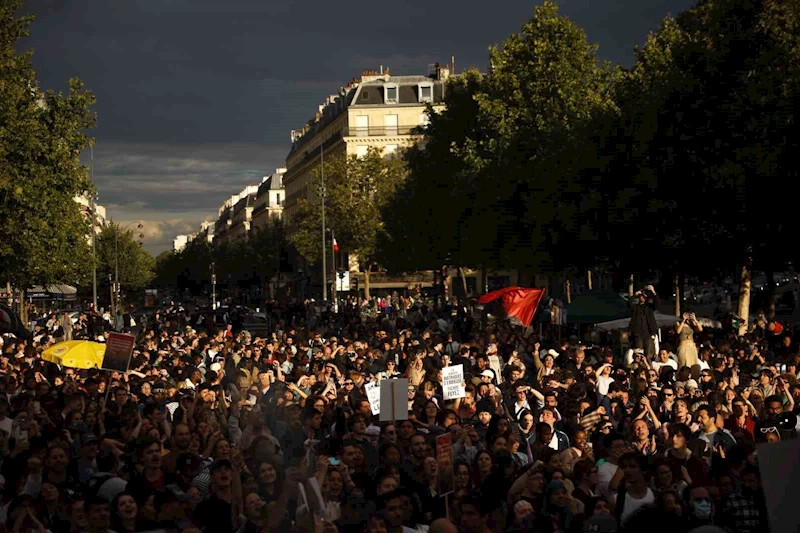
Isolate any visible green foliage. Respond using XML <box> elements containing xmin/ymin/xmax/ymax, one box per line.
<box><xmin>290</xmin><ymin>148</ymin><xmax>407</xmax><ymax>270</ymax></box>
<box><xmin>96</xmin><ymin>223</ymin><xmax>155</xmax><ymax>290</ymax></box>
<box><xmin>0</xmin><ymin>0</ymin><xmax>97</xmax><ymax>289</ymax></box>
<box><xmin>156</xmin><ymin>219</ymin><xmax>287</xmax><ymax>295</ymax></box>
<box><xmin>289</xmin><ymin>199</ymin><xmax>323</xmax><ymax>264</ymax></box>
<box><xmin>382</xmin><ymin>1</ymin><xmax>615</xmax><ymax>275</ymax></box>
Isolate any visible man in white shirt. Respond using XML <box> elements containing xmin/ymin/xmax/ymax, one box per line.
<box><xmin>652</xmin><ymin>349</ymin><xmax>678</xmax><ymax>374</ymax></box>
<box><xmin>613</xmin><ymin>452</ymin><xmax>655</xmax><ymax>524</ymax></box>
<box><xmin>597</xmin><ymin>434</ymin><xmax>627</xmax><ymax>500</ymax></box>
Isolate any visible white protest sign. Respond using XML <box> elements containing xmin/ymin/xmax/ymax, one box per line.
<box><xmin>488</xmin><ymin>355</ymin><xmax>503</xmax><ymax>384</ymax></box>
<box><xmin>379</xmin><ymin>378</ymin><xmax>408</xmax><ymax>422</ymax></box>
<box><xmin>442</xmin><ymin>364</ymin><xmax>466</xmax><ymax>400</ymax></box>
<box><xmin>365</xmin><ymin>381</ymin><xmax>381</xmax><ymax>415</ymax></box>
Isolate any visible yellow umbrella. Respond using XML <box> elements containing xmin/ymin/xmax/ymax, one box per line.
<box><xmin>42</xmin><ymin>340</ymin><xmax>106</xmax><ymax>369</ymax></box>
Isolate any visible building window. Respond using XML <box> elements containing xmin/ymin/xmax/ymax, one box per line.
<box><xmin>385</xmin><ymin>144</ymin><xmax>398</xmax><ymax>155</ymax></box>
<box><xmin>355</xmin><ymin>145</ymin><xmax>369</xmax><ymax>158</ymax></box>
<box><xmin>385</xmin><ymin>114</ymin><xmax>398</xmax><ymax>136</ymax></box>
<box><xmin>384</xmin><ymin>84</ymin><xmax>398</xmax><ymax>104</ymax></box>
<box><xmin>418</xmin><ymin>83</ymin><xmax>433</xmax><ymax>103</ymax></box>
<box><xmin>355</xmin><ymin>115</ymin><xmax>369</xmax><ymax>137</ymax></box>
<box><xmin>276</xmin><ymin>193</ymin><xmax>281</xmax><ymax>206</ymax></box>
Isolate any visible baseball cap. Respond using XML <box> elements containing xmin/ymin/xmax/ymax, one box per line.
<box><xmin>481</xmin><ymin>370</ymin><xmax>495</xmax><ymax>379</ymax></box>
<box><xmin>685</xmin><ymin>379</ymin><xmax>699</xmax><ymax>390</ymax></box>
<box><xmin>82</xmin><ymin>433</ymin><xmax>99</xmax><ymax>445</ymax></box>
<box><xmin>584</xmin><ymin>513</ymin><xmax>618</xmax><ymax>533</ymax></box>
<box><xmin>210</xmin><ymin>362</ymin><xmax>222</xmax><ymax>372</ymax></box>
<box><xmin>210</xmin><ymin>459</ymin><xmax>233</xmax><ymax>473</ymax></box>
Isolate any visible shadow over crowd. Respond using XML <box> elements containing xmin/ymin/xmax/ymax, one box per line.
<box><xmin>1</xmin><ymin>296</ymin><xmax>797</xmax><ymax>533</ymax></box>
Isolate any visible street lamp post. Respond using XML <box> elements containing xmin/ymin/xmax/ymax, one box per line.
<box><xmin>319</xmin><ymin>144</ymin><xmax>328</xmax><ymax>301</ymax></box>
<box><xmin>211</xmin><ymin>262</ymin><xmax>217</xmax><ymax>310</ymax></box>
<box><xmin>90</xmin><ymin>145</ymin><xmax>98</xmax><ymax>311</ymax></box>
<box><xmin>113</xmin><ymin>221</ymin><xmax>144</xmax><ymax>316</ymax></box>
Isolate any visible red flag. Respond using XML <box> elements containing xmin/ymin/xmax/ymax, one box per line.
<box><xmin>332</xmin><ymin>237</ymin><xmax>339</xmax><ymax>253</ymax></box>
<box><xmin>476</xmin><ymin>287</ymin><xmax>545</xmax><ymax>327</ymax></box>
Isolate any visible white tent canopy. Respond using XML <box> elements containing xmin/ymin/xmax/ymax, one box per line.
<box><xmin>595</xmin><ymin>312</ymin><xmax>722</xmax><ymax>332</ymax></box>
<box><xmin>28</xmin><ymin>284</ymin><xmax>78</xmax><ymax>300</ymax></box>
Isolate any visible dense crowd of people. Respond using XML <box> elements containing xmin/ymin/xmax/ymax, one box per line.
<box><xmin>0</xmin><ymin>293</ymin><xmax>796</xmax><ymax>533</ymax></box>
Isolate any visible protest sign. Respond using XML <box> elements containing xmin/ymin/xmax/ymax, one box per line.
<box><xmin>488</xmin><ymin>355</ymin><xmax>503</xmax><ymax>384</ymax></box>
<box><xmin>757</xmin><ymin>438</ymin><xmax>800</xmax><ymax>533</ymax></box>
<box><xmin>442</xmin><ymin>364</ymin><xmax>465</xmax><ymax>400</ymax></box>
<box><xmin>365</xmin><ymin>381</ymin><xmax>381</xmax><ymax>415</ymax></box>
<box><xmin>436</xmin><ymin>433</ymin><xmax>455</xmax><ymax>496</ymax></box>
<box><xmin>102</xmin><ymin>333</ymin><xmax>135</xmax><ymax>372</ymax></box>
<box><xmin>379</xmin><ymin>378</ymin><xmax>408</xmax><ymax>422</ymax></box>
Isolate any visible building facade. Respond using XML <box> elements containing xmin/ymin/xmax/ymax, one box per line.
<box><xmin>173</xmin><ymin>234</ymin><xmax>193</xmax><ymax>252</ymax></box>
<box><xmin>213</xmin><ymin>185</ymin><xmax>259</xmax><ymax>245</ymax></box>
<box><xmin>74</xmin><ymin>194</ymin><xmax>106</xmax><ymax>233</ymax></box>
<box><xmin>282</xmin><ymin>65</ymin><xmax>449</xmax><ymax>223</ymax></box>
<box><xmin>251</xmin><ymin>168</ymin><xmax>286</xmax><ymax>230</ymax></box>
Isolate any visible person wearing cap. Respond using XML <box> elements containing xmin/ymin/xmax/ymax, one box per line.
<box><xmin>192</xmin><ymin>458</ymin><xmax>239</xmax><ymax>533</ymax></box>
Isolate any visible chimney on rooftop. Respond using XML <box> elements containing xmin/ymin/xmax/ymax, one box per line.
<box><xmin>380</xmin><ymin>65</ymin><xmax>384</xmax><ymax>74</ymax></box>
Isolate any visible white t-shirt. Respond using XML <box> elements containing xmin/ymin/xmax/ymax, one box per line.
<box><xmin>0</xmin><ymin>416</ymin><xmax>12</xmax><ymax>436</ymax></box>
<box><xmin>652</xmin><ymin>359</ymin><xmax>678</xmax><ymax>373</ymax></box>
<box><xmin>597</xmin><ymin>375</ymin><xmax>614</xmax><ymax>396</ymax></box>
<box><xmin>620</xmin><ymin>487</ymin><xmax>655</xmax><ymax>524</ymax></box>
<box><xmin>597</xmin><ymin>461</ymin><xmax>618</xmax><ymax>499</ymax></box>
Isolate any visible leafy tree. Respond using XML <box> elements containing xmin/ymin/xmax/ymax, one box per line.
<box><xmin>380</xmin><ymin>69</ymin><xmax>486</xmax><ymax>273</ymax></box>
<box><xmin>290</xmin><ymin>148</ymin><xmax>406</xmax><ymax>298</ymax></box>
<box><xmin>383</xmin><ymin>2</ymin><xmax>615</xmax><ymax>283</ymax></box>
<box><xmin>0</xmin><ymin>0</ymin><xmax>97</xmax><ymax>320</ymax></box>
<box><xmin>601</xmin><ymin>0</ymin><xmax>800</xmax><ymax>325</ymax></box>
<box><xmin>289</xmin><ymin>199</ymin><xmax>323</xmax><ymax>265</ymax></box>
<box><xmin>96</xmin><ymin>223</ymin><xmax>155</xmax><ymax>306</ymax></box>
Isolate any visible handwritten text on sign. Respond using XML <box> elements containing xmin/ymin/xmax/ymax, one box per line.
<box><xmin>365</xmin><ymin>381</ymin><xmax>380</xmax><ymax>415</ymax></box>
<box><xmin>442</xmin><ymin>364</ymin><xmax>465</xmax><ymax>400</ymax></box>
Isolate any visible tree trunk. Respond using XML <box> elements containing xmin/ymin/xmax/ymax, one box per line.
<box><xmin>738</xmin><ymin>257</ymin><xmax>752</xmax><ymax>336</ymax></box>
<box><xmin>674</xmin><ymin>271</ymin><xmax>681</xmax><ymax>317</ymax></box>
<box><xmin>765</xmin><ymin>268</ymin><xmax>776</xmax><ymax>321</ymax></box>
<box><xmin>363</xmin><ymin>267</ymin><xmax>371</xmax><ymax>300</ymax></box>
<box><xmin>628</xmin><ymin>274</ymin><xmax>634</xmax><ymax>297</ymax></box>
<box><xmin>458</xmin><ymin>267</ymin><xmax>469</xmax><ymax>298</ymax></box>
<box><xmin>19</xmin><ymin>289</ymin><xmax>28</xmax><ymax>325</ymax></box>
<box><xmin>565</xmin><ymin>279</ymin><xmax>572</xmax><ymax>304</ymax></box>
<box><xmin>587</xmin><ymin>270</ymin><xmax>593</xmax><ymax>290</ymax></box>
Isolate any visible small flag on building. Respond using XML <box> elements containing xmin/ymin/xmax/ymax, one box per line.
<box><xmin>332</xmin><ymin>237</ymin><xmax>339</xmax><ymax>253</ymax></box>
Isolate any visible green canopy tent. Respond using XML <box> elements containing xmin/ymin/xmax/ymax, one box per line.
<box><xmin>566</xmin><ymin>291</ymin><xmax>630</xmax><ymax>324</ymax></box>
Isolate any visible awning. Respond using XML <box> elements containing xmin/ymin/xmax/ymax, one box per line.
<box><xmin>28</xmin><ymin>284</ymin><xmax>78</xmax><ymax>301</ymax></box>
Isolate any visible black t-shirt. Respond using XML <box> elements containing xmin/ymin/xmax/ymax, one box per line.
<box><xmin>192</xmin><ymin>494</ymin><xmax>237</xmax><ymax>533</ymax></box>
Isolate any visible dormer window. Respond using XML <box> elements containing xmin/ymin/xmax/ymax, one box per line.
<box><xmin>418</xmin><ymin>83</ymin><xmax>433</xmax><ymax>103</ymax></box>
<box><xmin>384</xmin><ymin>84</ymin><xmax>399</xmax><ymax>104</ymax></box>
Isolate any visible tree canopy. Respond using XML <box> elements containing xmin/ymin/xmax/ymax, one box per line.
<box><xmin>0</xmin><ymin>0</ymin><xmax>97</xmax><ymax>293</ymax></box>
<box><xmin>289</xmin><ymin>148</ymin><xmax>406</xmax><ymax>297</ymax></box>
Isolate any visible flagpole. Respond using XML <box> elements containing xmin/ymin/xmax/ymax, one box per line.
<box><xmin>320</xmin><ymin>144</ymin><xmax>328</xmax><ymax>302</ymax></box>
<box><xmin>331</xmin><ymin>230</ymin><xmax>338</xmax><ymax>313</ymax></box>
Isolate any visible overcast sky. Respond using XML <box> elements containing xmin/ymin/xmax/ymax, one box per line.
<box><xmin>22</xmin><ymin>0</ymin><xmax>695</xmax><ymax>254</ymax></box>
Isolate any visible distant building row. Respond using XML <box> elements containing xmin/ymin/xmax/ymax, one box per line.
<box><xmin>283</xmin><ymin>64</ymin><xmax>450</xmax><ymax>222</ymax></box>
<box><xmin>173</xmin><ymin>168</ymin><xmax>286</xmax><ymax>252</ymax></box>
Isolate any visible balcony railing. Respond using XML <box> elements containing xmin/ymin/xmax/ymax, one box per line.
<box><xmin>342</xmin><ymin>125</ymin><xmax>422</xmax><ymax>137</ymax></box>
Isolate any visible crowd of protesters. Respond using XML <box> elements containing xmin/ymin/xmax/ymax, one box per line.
<box><xmin>0</xmin><ymin>289</ymin><xmax>797</xmax><ymax>533</ymax></box>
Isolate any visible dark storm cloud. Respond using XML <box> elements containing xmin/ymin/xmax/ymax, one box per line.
<box><xmin>21</xmin><ymin>0</ymin><xmax>695</xmax><ymax>252</ymax></box>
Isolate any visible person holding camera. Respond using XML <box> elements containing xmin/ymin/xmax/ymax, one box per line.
<box><xmin>676</xmin><ymin>312</ymin><xmax>703</xmax><ymax>378</ymax></box>
<box><xmin>630</xmin><ymin>285</ymin><xmax>659</xmax><ymax>357</ymax></box>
